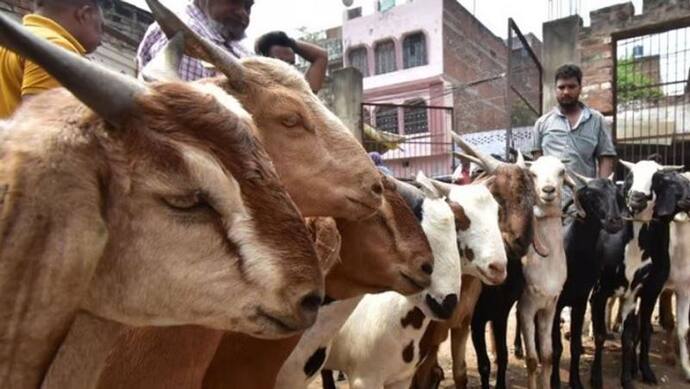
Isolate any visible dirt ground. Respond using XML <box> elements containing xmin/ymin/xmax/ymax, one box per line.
<box><xmin>308</xmin><ymin>306</ymin><xmax>689</xmax><ymax>388</ymax></box>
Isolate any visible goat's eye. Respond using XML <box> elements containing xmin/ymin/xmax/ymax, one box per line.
<box><xmin>281</xmin><ymin>114</ymin><xmax>301</xmax><ymax>128</ymax></box>
<box><xmin>163</xmin><ymin>192</ymin><xmax>205</xmax><ymax>211</ymax></box>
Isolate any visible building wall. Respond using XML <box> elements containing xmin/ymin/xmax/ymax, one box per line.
<box><xmin>543</xmin><ymin>0</ymin><xmax>690</xmax><ymax>116</ymax></box>
<box><xmin>342</xmin><ymin>0</ymin><xmax>445</xmax><ymax>92</ymax></box>
<box><xmin>0</xmin><ymin>0</ymin><xmax>152</xmax><ymax>75</ymax></box>
<box><xmin>442</xmin><ymin>0</ymin><xmax>509</xmax><ymax>134</ymax></box>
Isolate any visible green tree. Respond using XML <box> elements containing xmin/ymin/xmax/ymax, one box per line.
<box><xmin>617</xmin><ymin>57</ymin><xmax>664</xmax><ymax>103</ymax></box>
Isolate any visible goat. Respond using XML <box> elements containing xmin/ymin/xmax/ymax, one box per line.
<box><xmin>661</xmin><ymin>171</ymin><xmax>690</xmax><ymax>382</ymax></box>
<box><xmin>319</xmin><ymin>176</ymin><xmax>505</xmax><ymax>389</ymax></box>
<box><xmin>0</xmin><ymin>12</ymin><xmax>323</xmax><ymax>389</ymax></box>
<box><xmin>92</xmin><ymin>180</ymin><xmax>434</xmax><ymax>389</ymax></box>
<box><xmin>516</xmin><ymin>156</ymin><xmax>573</xmax><ymax>389</ymax></box>
<box><xmin>546</xmin><ymin>174</ymin><xmax>624</xmax><ymax>389</ymax></box>
<box><xmin>590</xmin><ymin>161</ymin><xmax>689</xmax><ymax>389</ymax></box>
<box><xmin>411</xmin><ymin>133</ymin><xmax>541</xmax><ymax>389</ymax></box>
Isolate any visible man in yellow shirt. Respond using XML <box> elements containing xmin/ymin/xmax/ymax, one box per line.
<box><xmin>0</xmin><ymin>0</ymin><xmax>105</xmax><ymax>118</ymax></box>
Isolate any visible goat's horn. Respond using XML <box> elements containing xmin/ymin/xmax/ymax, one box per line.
<box><xmin>145</xmin><ymin>0</ymin><xmax>246</xmax><ymax>90</ymax></box>
<box><xmin>660</xmin><ymin>165</ymin><xmax>685</xmax><ymax>172</ymax></box>
<box><xmin>516</xmin><ymin>150</ymin><xmax>526</xmax><ymax>168</ymax></box>
<box><xmin>453</xmin><ymin>151</ymin><xmax>482</xmax><ymax>167</ymax></box>
<box><xmin>140</xmin><ymin>32</ymin><xmax>184</xmax><ymax>82</ymax></box>
<box><xmin>619</xmin><ymin>160</ymin><xmax>636</xmax><ymax>170</ymax></box>
<box><xmin>450</xmin><ymin>131</ymin><xmax>501</xmax><ymax>174</ymax></box>
<box><xmin>568</xmin><ymin>170</ymin><xmax>593</xmax><ymax>185</ymax></box>
<box><xmin>0</xmin><ymin>13</ymin><xmax>144</xmax><ymax>128</ymax></box>
<box><xmin>390</xmin><ymin>177</ymin><xmax>425</xmax><ymax>210</ymax></box>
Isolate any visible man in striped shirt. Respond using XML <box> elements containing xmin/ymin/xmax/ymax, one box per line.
<box><xmin>137</xmin><ymin>0</ymin><xmax>254</xmax><ymax>81</ymax></box>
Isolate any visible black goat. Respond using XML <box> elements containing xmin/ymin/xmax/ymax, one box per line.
<box><xmin>590</xmin><ymin>166</ymin><xmax>690</xmax><ymax>389</ymax></box>
<box><xmin>549</xmin><ymin>176</ymin><xmax>624</xmax><ymax>389</ymax></box>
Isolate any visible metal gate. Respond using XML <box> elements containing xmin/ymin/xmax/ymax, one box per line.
<box><xmin>506</xmin><ymin>18</ymin><xmax>543</xmax><ymax>159</ymax></box>
<box><xmin>361</xmin><ymin>102</ymin><xmax>455</xmax><ymax>180</ymax></box>
<box><xmin>614</xmin><ymin>21</ymin><xmax>690</xmax><ymax>166</ymax></box>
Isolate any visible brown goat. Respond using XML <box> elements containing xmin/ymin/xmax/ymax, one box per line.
<box><xmin>0</xmin><ymin>14</ymin><xmax>324</xmax><ymax>389</ymax></box>
<box><xmin>91</xmin><ymin>181</ymin><xmax>433</xmax><ymax>389</ymax></box>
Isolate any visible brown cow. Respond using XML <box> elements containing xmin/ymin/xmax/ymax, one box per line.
<box><xmin>0</xmin><ymin>14</ymin><xmax>323</xmax><ymax>389</ymax></box>
<box><xmin>89</xmin><ymin>179</ymin><xmax>433</xmax><ymax>389</ymax></box>
<box><xmin>411</xmin><ymin>133</ymin><xmax>542</xmax><ymax>389</ymax></box>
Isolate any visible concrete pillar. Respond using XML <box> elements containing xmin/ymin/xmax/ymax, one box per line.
<box><xmin>541</xmin><ymin>15</ymin><xmax>582</xmax><ymax>112</ymax></box>
<box><xmin>332</xmin><ymin>67</ymin><xmax>364</xmax><ymax>143</ymax></box>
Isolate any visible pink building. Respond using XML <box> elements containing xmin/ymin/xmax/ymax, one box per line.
<box><xmin>342</xmin><ymin>0</ymin><xmax>513</xmax><ymax>178</ymax></box>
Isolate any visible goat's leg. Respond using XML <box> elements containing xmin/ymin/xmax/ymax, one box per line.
<box><xmin>514</xmin><ymin>310</ymin><xmax>524</xmax><ymax>359</ymax></box>
<box><xmin>493</xmin><ymin>314</ymin><xmax>511</xmax><ymax>389</ymax></box>
<box><xmin>676</xmin><ymin>290</ymin><xmax>690</xmax><ymax>381</ymax></box>
<box><xmin>551</xmin><ymin>304</ymin><xmax>564</xmax><ymax>389</ymax></box>
<box><xmin>537</xmin><ymin>306</ymin><xmax>556</xmax><ymax>389</ymax></box>
<box><xmin>567</xmin><ymin>300</ymin><xmax>587</xmax><ymax>389</ymax></box>
<box><xmin>411</xmin><ymin>345</ymin><xmax>443</xmax><ymax>389</ymax></box>
<box><xmin>639</xmin><ymin>284</ymin><xmax>662</xmax><ymax>385</ymax></box>
<box><xmin>321</xmin><ymin>370</ymin><xmax>336</xmax><ymax>389</ymax></box>
<box><xmin>471</xmin><ymin>318</ymin><xmax>492</xmax><ymax>389</ymax></box>
<box><xmin>590</xmin><ymin>291</ymin><xmax>609</xmax><ymax>389</ymax></box>
<box><xmin>518</xmin><ymin>299</ymin><xmax>539</xmax><ymax>389</ymax></box>
<box><xmin>384</xmin><ymin>377</ymin><xmax>413</xmax><ymax>389</ymax></box>
<box><xmin>621</xmin><ymin>311</ymin><xmax>639</xmax><ymax>389</ymax></box>
<box><xmin>451</xmin><ymin>324</ymin><xmax>471</xmax><ymax>389</ymax></box>
<box><xmin>349</xmin><ymin>376</ymin><xmax>382</xmax><ymax>389</ymax></box>
<box><xmin>660</xmin><ymin>290</ymin><xmax>678</xmax><ymax>366</ymax></box>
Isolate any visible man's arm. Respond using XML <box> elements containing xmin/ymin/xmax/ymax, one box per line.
<box><xmin>293</xmin><ymin>40</ymin><xmax>328</xmax><ymax>93</ymax></box>
<box><xmin>598</xmin><ymin>155</ymin><xmax>616</xmax><ymax>178</ymax></box>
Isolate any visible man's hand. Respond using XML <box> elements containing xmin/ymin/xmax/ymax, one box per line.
<box><xmin>598</xmin><ymin>156</ymin><xmax>616</xmax><ymax>178</ymax></box>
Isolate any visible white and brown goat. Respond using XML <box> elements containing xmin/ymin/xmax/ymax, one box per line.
<box><xmin>517</xmin><ymin>156</ymin><xmax>573</xmax><ymax>389</ymax></box>
<box><xmin>320</xmin><ymin>175</ymin><xmax>506</xmax><ymax>389</ymax></box>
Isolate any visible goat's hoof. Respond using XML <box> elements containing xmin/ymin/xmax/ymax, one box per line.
<box><xmin>640</xmin><ymin>368</ymin><xmax>658</xmax><ymax>385</ymax></box>
<box><xmin>605</xmin><ymin>332</ymin><xmax>616</xmax><ymax>340</ymax></box>
<box><xmin>454</xmin><ymin>374</ymin><xmax>468</xmax><ymax>389</ymax></box>
<box><xmin>590</xmin><ymin>375</ymin><xmax>603</xmax><ymax>389</ymax></box>
<box><xmin>514</xmin><ymin>348</ymin><xmax>524</xmax><ymax>359</ymax></box>
<box><xmin>623</xmin><ymin>382</ymin><xmax>636</xmax><ymax>389</ymax></box>
<box><xmin>664</xmin><ymin>353</ymin><xmax>677</xmax><ymax>366</ymax></box>
<box><xmin>569</xmin><ymin>378</ymin><xmax>584</xmax><ymax>389</ymax></box>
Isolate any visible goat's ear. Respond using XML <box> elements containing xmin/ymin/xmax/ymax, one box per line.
<box><xmin>140</xmin><ymin>32</ymin><xmax>184</xmax><ymax>82</ymax></box>
<box><xmin>448</xmin><ymin>201</ymin><xmax>471</xmax><ymax>231</ymax></box>
<box><xmin>416</xmin><ymin>171</ymin><xmax>441</xmax><ymax>199</ymax></box>
<box><xmin>0</xmin><ymin>153</ymin><xmax>108</xmax><ymax>372</ymax></box>
<box><xmin>516</xmin><ymin>150</ymin><xmax>526</xmax><ymax>168</ymax></box>
<box><xmin>305</xmin><ymin>217</ymin><xmax>341</xmax><ymax>275</ymax></box>
<box><xmin>620</xmin><ymin>160</ymin><xmax>636</xmax><ymax>170</ymax></box>
<box><xmin>564</xmin><ymin>173</ymin><xmax>577</xmax><ymax>189</ymax></box>
<box><xmin>573</xmin><ymin>190</ymin><xmax>587</xmax><ymax>219</ymax></box>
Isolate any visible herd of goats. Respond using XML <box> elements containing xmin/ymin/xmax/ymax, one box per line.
<box><xmin>0</xmin><ymin>1</ymin><xmax>689</xmax><ymax>389</ymax></box>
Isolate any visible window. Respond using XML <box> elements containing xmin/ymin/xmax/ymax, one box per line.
<box><xmin>375</xmin><ymin>106</ymin><xmax>399</xmax><ymax>134</ymax></box>
<box><xmin>403</xmin><ymin>100</ymin><xmax>428</xmax><ymax>135</ymax></box>
<box><xmin>403</xmin><ymin>33</ymin><xmax>427</xmax><ymax>69</ymax></box>
<box><xmin>348</xmin><ymin>47</ymin><xmax>369</xmax><ymax>77</ymax></box>
<box><xmin>375</xmin><ymin>40</ymin><xmax>397</xmax><ymax>75</ymax></box>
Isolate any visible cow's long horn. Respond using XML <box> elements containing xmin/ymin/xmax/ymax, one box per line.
<box><xmin>145</xmin><ymin>0</ymin><xmax>246</xmax><ymax>90</ymax></box>
<box><xmin>450</xmin><ymin>131</ymin><xmax>501</xmax><ymax>174</ymax></box>
<box><xmin>0</xmin><ymin>13</ymin><xmax>144</xmax><ymax>127</ymax></box>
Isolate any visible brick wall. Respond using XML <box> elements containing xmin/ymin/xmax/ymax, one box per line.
<box><xmin>575</xmin><ymin>0</ymin><xmax>690</xmax><ymax>115</ymax></box>
<box><xmin>442</xmin><ymin>0</ymin><xmax>509</xmax><ymax>133</ymax></box>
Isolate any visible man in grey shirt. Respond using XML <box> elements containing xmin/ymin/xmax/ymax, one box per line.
<box><xmin>530</xmin><ymin>64</ymin><xmax>617</xmax><ymax>179</ymax></box>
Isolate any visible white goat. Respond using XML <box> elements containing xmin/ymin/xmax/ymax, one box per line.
<box><xmin>274</xmin><ymin>172</ymin><xmax>460</xmax><ymax>389</ymax></box>
<box><xmin>322</xmin><ymin>178</ymin><xmax>506</xmax><ymax>389</ymax></box>
<box><xmin>666</xmin><ymin>172</ymin><xmax>690</xmax><ymax>381</ymax></box>
<box><xmin>517</xmin><ymin>156</ymin><xmax>572</xmax><ymax>389</ymax></box>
